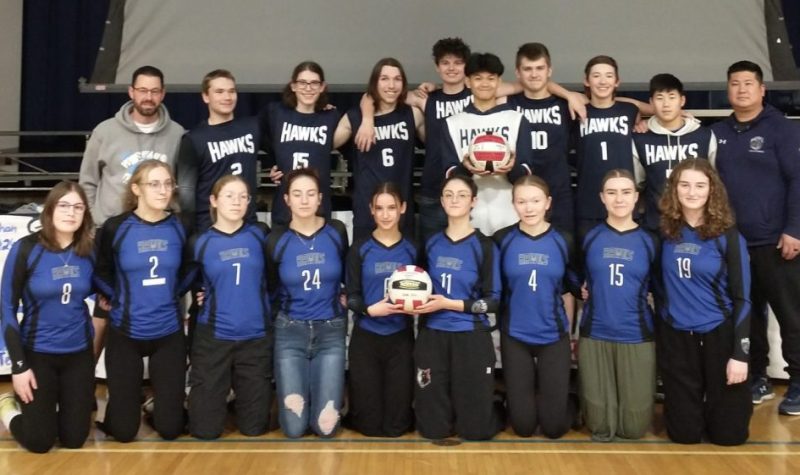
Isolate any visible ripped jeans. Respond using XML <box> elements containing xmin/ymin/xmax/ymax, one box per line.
<box><xmin>273</xmin><ymin>312</ymin><xmax>346</xmax><ymax>438</ymax></box>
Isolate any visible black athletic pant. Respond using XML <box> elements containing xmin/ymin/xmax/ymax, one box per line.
<box><xmin>659</xmin><ymin>319</ymin><xmax>752</xmax><ymax>446</ymax></box>
<box><xmin>414</xmin><ymin>327</ymin><xmax>502</xmax><ymax>440</ymax></box>
<box><xmin>347</xmin><ymin>324</ymin><xmax>414</xmax><ymax>437</ymax></box>
<box><xmin>501</xmin><ymin>332</ymin><xmax>572</xmax><ymax>438</ymax></box>
<box><xmin>747</xmin><ymin>245</ymin><xmax>800</xmax><ymax>382</ymax></box>
<box><xmin>188</xmin><ymin>324</ymin><xmax>272</xmax><ymax>439</ymax></box>
<box><xmin>9</xmin><ymin>348</ymin><xmax>94</xmax><ymax>453</ymax></box>
<box><xmin>103</xmin><ymin>326</ymin><xmax>186</xmax><ymax>442</ymax></box>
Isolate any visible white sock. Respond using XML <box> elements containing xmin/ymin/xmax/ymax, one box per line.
<box><xmin>1</xmin><ymin>405</ymin><xmax>20</xmax><ymax>430</ymax></box>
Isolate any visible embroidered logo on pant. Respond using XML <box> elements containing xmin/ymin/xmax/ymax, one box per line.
<box><xmin>417</xmin><ymin>368</ymin><xmax>431</xmax><ymax>388</ymax></box>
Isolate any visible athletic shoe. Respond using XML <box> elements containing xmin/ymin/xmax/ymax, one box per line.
<box><xmin>778</xmin><ymin>383</ymin><xmax>800</xmax><ymax>416</ymax></box>
<box><xmin>751</xmin><ymin>376</ymin><xmax>775</xmax><ymax>405</ymax></box>
<box><xmin>654</xmin><ymin>376</ymin><xmax>665</xmax><ymax>403</ymax></box>
<box><xmin>0</xmin><ymin>392</ymin><xmax>19</xmax><ymax>429</ymax></box>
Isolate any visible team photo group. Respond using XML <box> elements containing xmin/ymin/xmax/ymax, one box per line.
<box><xmin>2</xmin><ymin>36</ymin><xmax>800</xmax><ymax>454</ymax></box>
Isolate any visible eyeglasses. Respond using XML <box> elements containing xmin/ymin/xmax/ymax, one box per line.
<box><xmin>294</xmin><ymin>80</ymin><xmax>322</xmax><ymax>90</ymax></box>
<box><xmin>55</xmin><ymin>202</ymin><xmax>86</xmax><ymax>213</ymax></box>
<box><xmin>442</xmin><ymin>192</ymin><xmax>472</xmax><ymax>202</ymax></box>
<box><xmin>143</xmin><ymin>180</ymin><xmax>175</xmax><ymax>191</ymax></box>
<box><xmin>220</xmin><ymin>193</ymin><xmax>251</xmax><ymax>203</ymax></box>
<box><xmin>133</xmin><ymin>87</ymin><xmax>164</xmax><ymax>96</ymax></box>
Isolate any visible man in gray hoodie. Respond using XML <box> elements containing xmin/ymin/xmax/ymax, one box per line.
<box><xmin>79</xmin><ymin>65</ymin><xmax>184</xmax><ymax>227</ymax></box>
<box><xmin>79</xmin><ymin>65</ymin><xmax>184</xmax><ymax>362</ymax></box>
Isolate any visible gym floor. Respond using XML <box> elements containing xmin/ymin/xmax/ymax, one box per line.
<box><xmin>0</xmin><ymin>381</ymin><xmax>798</xmax><ymax>475</ymax></box>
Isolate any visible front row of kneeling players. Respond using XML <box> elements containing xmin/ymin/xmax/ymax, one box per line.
<box><xmin>0</xmin><ymin>156</ymin><xmax>751</xmax><ymax>451</ymax></box>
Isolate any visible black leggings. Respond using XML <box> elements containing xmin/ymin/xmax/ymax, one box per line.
<box><xmin>9</xmin><ymin>348</ymin><xmax>94</xmax><ymax>453</ymax></box>
<box><xmin>347</xmin><ymin>324</ymin><xmax>414</xmax><ymax>437</ymax></box>
<box><xmin>103</xmin><ymin>326</ymin><xmax>186</xmax><ymax>442</ymax></box>
<box><xmin>501</xmin><ymin>332</ymin><xmax>572</xmax><ymax>438</ymax></box>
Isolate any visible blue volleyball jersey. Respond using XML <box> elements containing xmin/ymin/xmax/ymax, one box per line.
<box><xmin>346</xmin><ymin>105</ymin><xmax>417</xmax><ymax>230</ymax></box>
<box><xmin>1</xmin><ymin>234</ymin><xmax>94</xmax><ymax>374</ymax></box>
<box><xmin>422</xmin><ymin>230</ymin><xmax>500</xmax><ymax>332</ymax></box>
<box><xmin>94</xmin><ymin>212</ymin><xmax>193</xmax><ymax>339</ymax></box>
<box><xmin>661</xmin><ymin>225</ymin><xmax>751</xmax><ymax>360</ymax></box>
<box><xmin>346</xmin><ymin>235</ymin><xmax>418</xmax><ymax>335</ymax></box>
<box><xmin>494</xmin><ymin>224</ymin><xmax>579</xmax><ymax>345</ymax></box>
<box><xmin>581</xmin><ymin>223</ymin><xmax>658</xmax><ymax>343</ymax></box>
<box><xmin>176</xmin><ymin>116</ymin><xmax>262</xmax><ymax>233</ymax></box>
<box><xmin>261</xmin><ymin>102</ymin><xmax>341</xmax><ymax>226</ymax></box>
<box><xmin>420</xmin><ymin>89</ymin><xmax>473</xmax><ymax>198</ymax></box>
<box><xmin>632</xmin><ymin>118</ymin><xmax>716</xmax><ymax>230</ymax></box>
<box><xmin>506</xmin><ymin>93</ymin><xmax>575</xmax><ymax>232</ymax></box>
<box><xmin>188</xmin><ymin>223</ymin><xmax>271</xmax><ymax>340</ymax></box>
<box><xmin>576</xmin><ymin>102</ymin><xmax>638</xmax><ymax>221</ymax></box>
<box><xmin>267</xmin><ymin>220</ymin><xmax>348</xmax><ymax>321</ymax></box>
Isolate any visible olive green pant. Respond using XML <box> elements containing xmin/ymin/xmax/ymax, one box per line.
<box><xmin>578</xmin><ymin>338</ymin><xmax>655</xmax><ymax>441</ymax></box>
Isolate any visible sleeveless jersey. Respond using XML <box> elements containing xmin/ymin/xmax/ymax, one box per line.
<box><xmin>421</xmin><ymin>89</ymin><xmax>473</xmax><ymax>198</ymax></box>
<box><xmin>262</xmin><ymin>102</ymin><xmax>341</xmax><ymax>226</ymax></box>
<box><xmin>576</xmin><ymin>102</ymin><xmax>638</xmax><ymax>221</ymax></box>
<box><xmin>346</xmin><ymin>105</ymin><xmax>417</xmax><ymax>230</ymax></box>
<box><xmin>177</xmin><ymin>116</ymin><xmax>262</xmax><ymax>232</ymax></box>
<box><xmin>506</xmin><ymin>93</ymin><xmax>575</xmax><ymax>232</ymax></box>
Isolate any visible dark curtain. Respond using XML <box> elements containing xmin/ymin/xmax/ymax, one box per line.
<box><xmin>784</xmin><ymin>0</ymin><xmax>800</xmax><ymax>67</ymax></box>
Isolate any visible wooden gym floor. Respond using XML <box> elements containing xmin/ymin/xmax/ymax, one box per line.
<box><xmin>0</xmin><ymin>381</ymin><xmax>798</xmax><ymax>475</ymax></box>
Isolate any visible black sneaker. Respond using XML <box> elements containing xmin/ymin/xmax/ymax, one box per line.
<box><xmin>751</xmin><ymin>376</ymin><xmax>775</xmax><ymax>405</ymax></box>
<box><xmin>778</xmin><ymin>383</ymin><xmax>800</xmax><ymax>416</ymax></box>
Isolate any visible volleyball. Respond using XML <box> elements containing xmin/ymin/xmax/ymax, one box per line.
<box><xmin>467</xmin><ymin>133</ymin><xmax>512</xmax><ymax>172</ymax></box>
<box><xmin>387</xmin><ymin>265</ymin><xmax>433</xmax><ymax>312</ymax></box>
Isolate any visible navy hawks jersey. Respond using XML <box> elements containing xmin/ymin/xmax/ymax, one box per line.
<box><xmin>346</xmin><ymin>105</ymin><xmax>417</xmax><ymax>231</ymax></box>
<box><xmin>632</xmin><ymin>118</ymin><xmax>716</xmax><ymax>231</ymax></box>
<box><xmin>261</xmin><ymin>103</ymin><xmax>341</xmax><ymax>226</ymax></box>
<box><xmin>661</xmin><ymin>225</ymin><xmax>751</xmax><ymax>361</ymax></box>
<box><xmin>420</xmin><ymin>88</ymin><xmax>473</xmax><ymax>198</ymax></box>
<box><xmin>422</xmin><ymin>230</ymin><xmax>500</xmax><ymax>332</ymax></box>
<box><xmin>576</xmin><ymin>102</ymin><xmax>638</xmax><ymax>221</ymax></box>
<box><xmin>581</xmin><ymin>223</ymin><xmax>658</xmax><ymax>343</ymax></box>
<box><xmin>1</xmin><ymin>234</ymin><xmax>94</xmax><ymax>374</ymax></box>
<box><xmin>177</xmin><ymin>116</ymin><xmax>262</xmax><ymax>233</ymax></box>
<box><xmin>267</xmin><ymin>220</ymin><xmax>348</xmax><ymax>321</ymax></box>
<box><xmin>188</xmin><ymin>223</ymin><xmax>271</xmax><ymax>340</ymax></box>
<box><xmin>346</xmin><ymin>235</ymin><xmax>418</xmax><ymax>335</ymax></box>
<box><xmin>494</xmin><ymin>224</ymin><xmax>579</xmax><ymax>345</ymax></box>
<box><xmin>506</xmin><ymin>93</ymin><xmax>575</xmax><ymax>233</ymax></box>
<box><xmin>94</xmin><ymin>212</ymin><xmax>193</xmax><ymax>339</ymax></box>
<box><xmin>442</xmin><ymin>103</ymin><xmax>534</xmax><ymax>235</ymax></box>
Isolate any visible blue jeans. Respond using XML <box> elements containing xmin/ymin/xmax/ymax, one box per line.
<box><xmin>273</xmin><ymin>313</ymin><xmax>347</xmax><ymax>438</ymax></box>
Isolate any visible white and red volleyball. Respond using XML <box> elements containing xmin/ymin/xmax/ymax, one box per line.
<box><xmin>467</xmin><ymin>133</ymin><xmax>512</xmax><ymax>172</ymax></box>
<box><xmin>387</xmin><ymin>265</ymin><xmax>433</xmax><ymax>312</ymax></box>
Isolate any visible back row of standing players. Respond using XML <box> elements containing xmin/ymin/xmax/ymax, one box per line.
<box><xmin>70</xmin><ymin>39</ymin><xmax>800</xmax><ymax>438</ymax></box>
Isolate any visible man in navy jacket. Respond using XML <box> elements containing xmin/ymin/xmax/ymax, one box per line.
<box><xmin>712</xmin><ymin>60</ymin><xmax>800</xmax><ymax>416</ymax></box>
